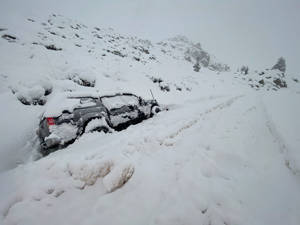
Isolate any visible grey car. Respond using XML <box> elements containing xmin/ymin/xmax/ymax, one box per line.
<box><xmin>37</xmin><ymin>92</ymin><xmax>160</xmax><ymax>155</ymax></box>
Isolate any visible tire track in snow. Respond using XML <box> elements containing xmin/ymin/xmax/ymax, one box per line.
<box><xmin>161</xmin><ymin>95</ymin><xmax>244</xmax><ymax>145</ymax></box>
<box><xmin>260</xmin><ymin>98</ymin><xmax>300</xmax><ymax>176</ymax></box>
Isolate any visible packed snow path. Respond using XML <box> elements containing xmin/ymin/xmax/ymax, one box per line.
<box><xmin>1</xmin><ymin>93</ymin><xmax>299</xmax><ymax>225</ymax></box>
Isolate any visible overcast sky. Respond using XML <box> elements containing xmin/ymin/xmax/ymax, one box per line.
<box><xmin>1</xmin><ymin>0</ymin><xmax>300</xmax><ymax>74</ymax></box>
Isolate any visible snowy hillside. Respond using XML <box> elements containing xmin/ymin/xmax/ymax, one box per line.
<box><xmin>0</xmin><ymin>13</ymin><xmax>300</xmax><ymax>225</ymax></box>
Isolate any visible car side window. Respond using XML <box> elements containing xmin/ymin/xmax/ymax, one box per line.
<box><xmin>101</xmin><ymin>95</ymin><xmax>139</xmax><ymax>110</ymax></box>
<box><xmin>121</xmin><ymin>95</ymin><xmax>139</xmax><ymax>106</ymax></box>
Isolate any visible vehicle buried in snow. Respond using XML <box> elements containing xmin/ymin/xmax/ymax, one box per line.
<box><xmin>37</xmin><ymin>92</ymin><xmax>161</xmax><ymax>155</ymax></box>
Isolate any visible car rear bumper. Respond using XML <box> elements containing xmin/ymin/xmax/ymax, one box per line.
<box><xmin>40</xmin><ymin>137</ymin><xmax>61</xmax><ymax>155</ymax></box>
<box><xmin>42</xmin><ymin>136</ymin><xmax>61</xmax><ymax>148</ymax></box>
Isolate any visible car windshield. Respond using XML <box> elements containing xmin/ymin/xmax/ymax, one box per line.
<box><xmin>101</xmin><ymin>95</ymin><xmax>138</xmax><ymax>110</ymax></box>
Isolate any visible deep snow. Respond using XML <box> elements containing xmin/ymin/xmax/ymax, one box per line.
<box><xmin>0</xmin><ymin>13</ymin><xmax>300</xmax><ymax>225</ymax></box>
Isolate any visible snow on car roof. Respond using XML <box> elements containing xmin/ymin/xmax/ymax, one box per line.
<box><xmin>43</xmin><ymin>92</ymin><xmax>141</xmax><ymax>117</ymax></box>
<box><xmin>66</xmin><ymin>91</ymin><xmax>101</xmax><ymax>98</ymax></box>
<box><xmin>43</xmin><ymin>93</ymin><xmax>81</xmax><ymax>118</ymax></box>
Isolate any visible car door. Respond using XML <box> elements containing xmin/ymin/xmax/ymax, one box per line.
<box><xmin>101</xmin><ymin>94</ymin><xmax>140</xmax><ymax>127</ymax></box>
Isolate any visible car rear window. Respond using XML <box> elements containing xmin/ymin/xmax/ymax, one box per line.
<box><xmin>101</xmin><ymin>95</ymin><xmax>138</xmax><ymax>110</ymax></box>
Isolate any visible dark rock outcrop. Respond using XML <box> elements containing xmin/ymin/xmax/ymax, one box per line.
<box><xmin>2</xmin><ymin>34</ymin><xmax>17</xmax><ymax>42</ymax></box>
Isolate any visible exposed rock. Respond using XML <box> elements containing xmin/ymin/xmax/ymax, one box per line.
<box><xmin>49</xmin><ymin>31</ymin><xmax>57</xmax><ymax>35</ymax></box>
<box><xmin>17</xmin><ymin>96</ymin><xmax>46</xmax><ymax>106</ymax></box>
<box><xmin>175</xmin><ymin>86</ymin><xmax>182</xmax><ymax>91</ymax></box>
<box><xmin>258</xmin><ymin>79</ymin><xmax>265</xmax><ymax>85</ymax></box>
<box><xmin>193</xmin><ymin>62</ymin><xmax>201</xmax><ymax>72</ymax></box>
<box><xmin>68</xmin><ymin>74</ymin><xmax>96</xmax><ymax>87</ymax></box>
<box><xmin>208</xmin><ymin>63</ymin><xmax>230</xmax><ymax>72</ymax></box>
<box><xmin>70</xmin><ymin>24</ymin><xmax>81</xmax><ymax>30</ymax></box>
<box><xmin>133</xmin><ymin>46</ymin><xmax>150</xmax><ymax>54</ymax></box>
<box><xmin>273</xmin><ymin>78</ymin><xmax>287</xmax><ymax>88</ymax></box>
<box><xmin>149</xmin><ymin>76</ymin><xmax>163</xmax><ymax>84</ymax></box>
<box><xmin>110</xmin><ymin>50</ymin><xmax>126</xmax><ymax>57</ymax></box>
<box><xmin>94</xmin><ymin>34</ymin><xmax>102</xmax><ymax>39</ymax></box>
<box><xmin>159</xmin><ymin>83</ymin><xmax>170</xmax><ymax>92</ymax></box>
<box><xmin>2</xmin><ymin>34</ymin><xmax>17</xmax><ymax>42</ymax></box>
<box><xmin>44</xmin><ymin>44</ymin><xmax>62</xmax><ymax>51</ymax></box>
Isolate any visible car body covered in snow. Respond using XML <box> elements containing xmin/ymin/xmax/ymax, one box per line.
<box><xmin>37</xmin><ymin>92</ymin><xmax>160</xmax><ymax>155</ymax></box>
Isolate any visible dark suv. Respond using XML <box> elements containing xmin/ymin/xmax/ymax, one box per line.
<box><xmin>37</xmin><ymin>92</ymin><xmax>160</xmax><ymax>155</ymax></box>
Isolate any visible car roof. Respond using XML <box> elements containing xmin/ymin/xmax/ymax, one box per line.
<box><xmin>100</xmin><ymin>92</ymin><xmax>138</xmax><ymax>99</ymax></box>
<box><xmin>43</xmin><ymin>92</ymin><xmax>140</xmax><ymax>118</ymax></box>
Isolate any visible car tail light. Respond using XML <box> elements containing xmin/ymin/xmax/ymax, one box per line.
<box><xmin>46</xmin><ymin>117</ymin><xmax>55</xmax><ymax>126</ymax></box>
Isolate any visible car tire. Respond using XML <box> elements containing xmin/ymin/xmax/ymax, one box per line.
<box><xmin>151</xmin><ymin>105</ymin><xmax>161</xmax><ymax>116</ymax></box>
<box><xmin>84</xmin><ymin>117</ymin><xmax>111</xmax><ymax>134</ymax></box>
<box><xmin>88</xmin><ymin>125</ymin><xmax>110</xmax><ymax>133</ymax></box>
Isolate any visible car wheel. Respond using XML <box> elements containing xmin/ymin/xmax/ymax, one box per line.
<box><xmin>151</xmin><ymin>105</ymin><xmax>161</xmax><ymax>116</ymax></box>
<box><xmin>84</xmin><ymin>117</ymin><xmax>111</xmax><ymax>134</ymax></box>
<box><xmin>89</xmin><ymin>126</ymin><xmax>110</xmax><ymax>133</ymax></box>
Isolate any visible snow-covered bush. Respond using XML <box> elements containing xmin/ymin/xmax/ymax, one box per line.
<box><xmin>159</xmin><ymin>82</ymin><xmax>170</xmax><ymax>92</ymax></box>
<box><xmin>10</xmin><ymin>79</ymin><xmax>53</xmax><ymax>105</ymax></box>
<box><xmin>272</xmin><ymin>57</ymin><xmax>286</xmax><ymax>73</ymax></box>
<box><xmin>67</xmin><ymin>72</ymin><xmax>96</xmax><ymax>87</ymax></box>
<box><xmin>240</xmin><ymin>65</ymin><xmax>249</xmax><ymax>75</ymax></box>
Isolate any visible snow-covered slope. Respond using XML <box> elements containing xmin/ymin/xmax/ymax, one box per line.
<box><xmin>0</xmin><ymin>14</ymin><xmax>300</xmax><ymax>225</ymax></box>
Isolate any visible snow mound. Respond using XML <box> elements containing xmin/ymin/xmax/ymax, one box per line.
<box><xmin>103</xmin><ymin>162</ymin><xmax>134</xmax><ymax>192</ymax></box>
<box><xmin>10</xmin><ymin>79</ymin><xmax>53</xmax><ymax>105</ymax></box>
<box><xmin>67</xmin><ymin>70</ymin><xmax>96</xmax><ymax>87</ymax></box>
<box><xmin>85</xmin><ymin>117</ymin><xmax>110</xmax><ymax>133</ymax></box>
<box><xmin>47</xmin><ymin>123</ymin><xmax>78</xmax><ymax>144</ymax></box>
<box><xmin>0</xmin><ymin>11</ymin><xmax>300</xmax><ymax>225</ymax></box>
<box><xmin>67</xmin><ymin>159</ymin><xmax>114</xmax><ymax>186</ymax></box>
